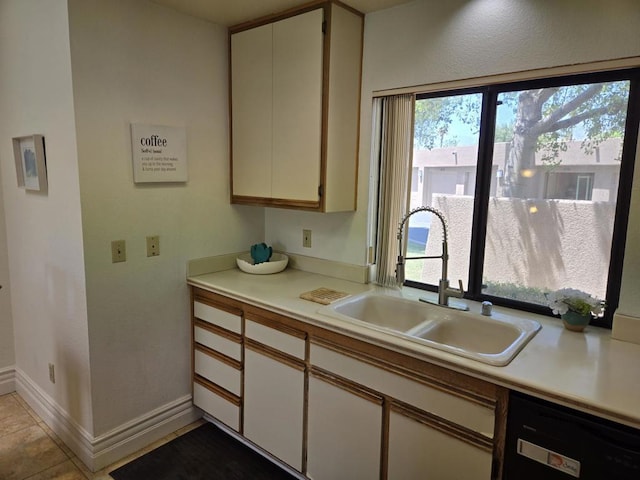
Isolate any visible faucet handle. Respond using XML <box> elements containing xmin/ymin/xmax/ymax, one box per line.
<box><xmin>450</xmin><ymin>279</ymin><xmax>465</xmax><ymax>300</ymax></box>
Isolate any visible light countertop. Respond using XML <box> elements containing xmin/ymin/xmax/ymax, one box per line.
<box><xmin>188</xmin><ymin>267</ymin><xmax>640</xmax><ymax>429</ymax></box>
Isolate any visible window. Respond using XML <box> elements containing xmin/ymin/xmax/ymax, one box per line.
<box><xmin>545</xmin><ymin>172</ymin><xmax>595</xmax><ymax>200</ymax></box>
<box><xmin>400</xmin><ymin>69</ymin><xmax>639</xmax><ymax>327</ymax></box>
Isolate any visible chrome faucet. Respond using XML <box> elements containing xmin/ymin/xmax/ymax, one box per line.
<box><xmin>396</xmin><ymin>206</ymin><xmax>467</xmax><ymax>310</ymax></box>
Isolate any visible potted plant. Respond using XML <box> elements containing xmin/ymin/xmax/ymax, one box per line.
<box><xmin>546</xmin><ymin>288</ymin><xmax>603</xmax><ymax>332</ymax></box>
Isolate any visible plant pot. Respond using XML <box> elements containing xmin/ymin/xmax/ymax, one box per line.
<box><xmin>561</xmin><ymin>311</ymin><xmax>591</xmax><ymax>332</ymax></box>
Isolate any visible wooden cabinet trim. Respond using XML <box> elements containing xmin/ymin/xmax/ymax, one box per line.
<box><xmin>195</xmin><ymin>343</ymin><xmax>242</xmax><ymax>370</ymax></box>
<box><xmin>310</xmin><ymin>367</ymin><xmax>384</xmax><ymax>405</ymax></box>
<box><xmin>193</xmin><ymin>289</ymin><xmax>244</xmax><ymax>318</ymax></box>
<box><xmin>231</xmin><ymin>195</ymin><xmax>321</xmax><ymax>211</ymax></box>
<box><xmin>311</xmin><ymin>336</ymin><xmax>496</xmax><ymax>409</ymax></box>
<box><xmin>230</xmin><ymin>1</ymin><xmax>363</xmax><ymax>34</ymax></box>
<box><xmin>230</xmin><ymin>2</ymin><xmax>326</xmax><ymax>34</ymax></box>
<box><xmin>194</xmin><ymin>375</ymin><xmax>242</xmax><ymax>407</ymax></box>
<box><xmin>245</xmin><ymin>338</ymin><xmax>306</xmax><ymax>371</ymax></box>
<box><xmin>390</xmin><ymin>400</ymin><xmax>493</xmax><ymax>453</ymax></box>
<box><xmin>195</xmin><ymin>318</ymin><xmax>242</xmax><ymax>344</ymax></box>
<box><xmin>245</xmin><ymin>308</ymin><xmax>307</xmax><ymax>340</ymax></box>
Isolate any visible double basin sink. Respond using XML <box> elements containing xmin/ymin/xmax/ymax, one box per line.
<box><xmin>318</xmin><ymin>292</ymin><xmax>541</xmax><ymax>366</ymax></box>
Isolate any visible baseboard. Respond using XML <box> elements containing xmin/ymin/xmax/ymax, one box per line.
<box><xmin>91</xmin><ymin>393</ymin><xmax>202</xmax><ymax>470</ymax></box>
<box><xmin>15</xmin><ymin>368</ymin><xmax>201</xmax><ymax>471</ymax></box>
<box><xmin>0</xmin><ymin>365</ymin><xmax>15</xmax><ymax>395</ymax></box>
<box><xmin>14</xmin><ymin>368</ymin><xmax>94</xmax><ymax>467</ymax></box>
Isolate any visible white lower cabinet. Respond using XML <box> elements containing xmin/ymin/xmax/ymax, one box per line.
<box><xmin>388</xmin><ymin>408</ymin><xmax>493</xmax><ymax>480</ymax></box>
<box><xmin>311</xmin><ymin>341</ymin><xmax>496</xmax><ymax>480</ymax></box>
<box><xmin>306</xmin><ymin>371</ymin><xmax>382</xmax><ymax>480</ymax></box>
<box><xmin>190</xmin><ymin>287</ymin><xmax>505</xmax><ymax>478</ymax></box>
<box><xmin>243</xmin><ymin>346</ymin><xmax>305</xmax><ymax>470</ymax></box>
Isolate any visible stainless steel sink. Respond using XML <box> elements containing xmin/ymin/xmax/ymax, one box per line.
<box><xmin>318</xmin><ymin>292</ymin><xmax>541</xmax><ymax>366</ymax></box>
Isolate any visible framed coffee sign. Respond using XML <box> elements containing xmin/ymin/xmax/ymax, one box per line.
<box><xmin>131</xmin><ymin>124</ymin><xmax>187</xmax><ymax>183</ymax></box>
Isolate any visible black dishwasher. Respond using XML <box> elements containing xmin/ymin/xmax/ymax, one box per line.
<box><xmin>504</xmin><ymin>392</ymin><xmax>640</xmax><ymax>479</ymax></box>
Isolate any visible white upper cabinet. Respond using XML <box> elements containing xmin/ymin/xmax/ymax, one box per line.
<box><xmin>230</xmin><ymin>1</ymin><xmax>363</xmax><ymax>212</ymax></box>
<box><xmin>271</xmin><ymin>9</ymin><xmax>323</xmax><ymax>203</ymax></box>
<box><xmin>230</xmin><ymin>23</ymin><xmax>273</xmax><ymax>199</ymax></box>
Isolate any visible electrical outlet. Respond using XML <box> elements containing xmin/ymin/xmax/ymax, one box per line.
<box><xmin>146</xmin><ymin>235</ymin><xmax>160</xmax><ymax>257</ymax></box>
<box><xmin>111</xmin><ymin>240</ymin><xmax>126</xmax><ymax>263</ymax></box>
<box><xmin>303</xmin><ymin>229</ymin><xmax>312</xmax><ymax>248</ymax></box>
<box><xmin>48</xmin><ymin>363</ymin><xmax>55</xmax><ymax>384</ymax></box>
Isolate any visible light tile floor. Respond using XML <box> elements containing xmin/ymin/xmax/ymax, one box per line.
<box><xmin>0</xmin><ymin>392</ymin><xmax>205</xmax><ymax>480</ymax></box>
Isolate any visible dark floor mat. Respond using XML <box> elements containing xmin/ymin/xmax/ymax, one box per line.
<box><xmin>109</xmin><ymin>422</ymin><xmax>297</xmax><ymax>480</ymax></box>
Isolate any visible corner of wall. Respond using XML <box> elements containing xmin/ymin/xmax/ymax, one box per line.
<box><xmin>611</xmin><ymin>311</ymin><xmax>640</xmax><ymax>345</ymax></box>
<box><xmin>0</xmin><ymin>366</ymin><xmax>16</xmax><ymax>395</ymax></box>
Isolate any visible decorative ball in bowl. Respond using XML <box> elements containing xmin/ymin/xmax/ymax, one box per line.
<box><xmin>236</xmin><ymin>252</ymin><xmax>288</xmax><ymax>275</ymax></box>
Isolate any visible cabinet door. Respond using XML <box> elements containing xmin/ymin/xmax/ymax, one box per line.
<box><xmin>271</xmin><ymin>8</ymin><xmax>323</xmax><ymax>202</ymax></box>
<box><xmin>388</xmin><ymin>409</ymin><xmax>493</xmax><ymax>480</ymax></box>
<box><xmin>244</xmin><ymin>347</ymin><xmax>305</xmax><ymax>470</ymax></box>
<box><xmin>231</xmin><ymin>22</ymin><xmax>273</xmax><ymax>198</ymax></box>
<box><xmin>307</xmin><ymin>372</ymin><xmax>382</xmax><ymax>480</ymax></box>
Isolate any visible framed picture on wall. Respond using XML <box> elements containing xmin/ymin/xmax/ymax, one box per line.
<box><xmin>12</xmin><ymin>134</ymin><xmax>47</xmax><ymax>193</ymax></box>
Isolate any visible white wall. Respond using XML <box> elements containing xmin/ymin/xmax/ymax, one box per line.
<box><xmin>363</xmin><ymin>0</ymin><xmax>640</xmax><ymax>93</ymax></box>
<box><xmin>618</xmin><ymin>132</ymin><xmax>640</xmax><ymax>316</ymax></box>
<box><xmin>68</xmin><ymin>0</ymin><xmax>264</xmax><ymax>435</ymax></box>
<box><xmin>0</xmin><ymin>0</ymin><xmax>92</xmax><ymax>429</ymax></box>
<box><xmin>0</xmin><ymin>158</ymin><xmax>14</xmax><ymax>381</ymax></box>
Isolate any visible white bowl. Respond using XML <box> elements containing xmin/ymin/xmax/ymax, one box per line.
<box><xmin>236</xmin><ymin>252</ymin><xmax>289</xmax><ymax>275</ymax></box>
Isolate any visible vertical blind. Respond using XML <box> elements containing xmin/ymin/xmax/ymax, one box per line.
<box><xmin>374</xmin><ymin>94</ymin><xmax>415</xmax><ymax>287</ymax></box>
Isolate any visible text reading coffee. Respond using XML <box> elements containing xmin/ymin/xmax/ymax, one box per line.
<box><xmin>140</xmin><ymin>135</ymin><xmax>167</xmax><ymax>147</ymax></box>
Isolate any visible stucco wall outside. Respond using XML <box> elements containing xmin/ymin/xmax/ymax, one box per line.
<box><xmin>420</xmin><ymin>195</ymin><xmax>615</xmax><ymax>301</ymax></box>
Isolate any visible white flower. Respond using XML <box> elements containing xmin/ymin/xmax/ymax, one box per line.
<box><xmin>547</xmin><ymin>288</ymin><xmax>603</xmax><ymax>316</ymax></box>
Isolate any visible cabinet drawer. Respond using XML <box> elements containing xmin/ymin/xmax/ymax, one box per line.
<box><xmin>245</xmin><ymin>319</ymin><xmax>305</xmax><ymax>359</ymax></box>
<box><xmin>193</xmin><ymin>382</ymin><xmax>240</xmax><ymax>431</ymax></box>
<box><xmin>194</xmin><ymin>325</ymin><xmax>241</xmax><ymax>361</ymax></box>
<box><xmin>194</xmin><ymin>349</ymin><xmax>241</xmax><ymax>396</ymax></box>
<box><xmin>311</xmin><ymin>343</ymin><xmax>494</xmax><ymax>437</ymax></box>
<box><xmin>194</xmin><ymin>301</ymin><xmax>241</xmax><ymax>334</ymax></box>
